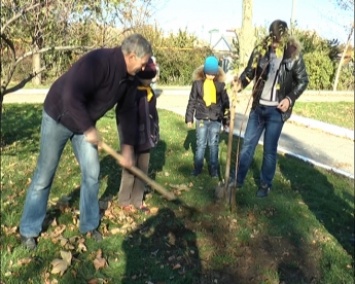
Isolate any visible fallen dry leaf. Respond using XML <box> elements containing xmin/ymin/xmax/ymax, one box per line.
<box><xmin>93</xmin><ymin>258</ymin><xmax>107</xmax><ymax>271</ymax></box>
<box><xmin>50</xmin><ymin>251</ymin><xmax>72</xmax><ymax>276</ymax></box>
<box><xmin>50</xmin><ymin>224</ymin><xmax>67</xmax><ymax>238</ymax></box>
<box><xmin>150</xmin><ymin>207</ymin><xmax>159</xmax><ymax>214</ymax></box>
<box><xmin>172</xmin><ymin>263</ymin><xmax>181</xmax><ymax>270</ymax></box>
<box><xmin>17</xmin><ymin>257</ymin><xmax>32</xmax><ymax>266</ymax></box>
<box><xmin>1</xmin><ymin>225</ymin><xmax>18</xmax><ymax>236</ymax></box>
<box><xmin>93</xmin><ymin>249</ymin><xmax>107</xmax><ymax>270</ymax></box>
<box><xmin>110</xmin><ymin>228</ymin><xmax>121</xmax><ymax>235</ymax></box>
<box><xmin>101</xmin><ymin>223</ymin><xmax>109</xmax><ymax>235</ymax></box>
<box><xmin>87</xmin><ymin>278</ymin><xmax>109</xmax><ymax>284</ymax></box>
<box><xmin>50</xmin><ymin>259</ymin><xmax>69</xmax><ymax>276</ymax></box>
<box><xmin>60</xmin><ymin>250</ymin><xmax>72</xmax><ymax>265</ymax></box>
<box><xmin>77</xmin><ymin>242</ymin><xmax>87</xmax><ymax>253</ymax></box>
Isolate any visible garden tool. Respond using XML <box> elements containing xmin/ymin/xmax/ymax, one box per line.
<box><xmin>99</xmin><ymin>141</ymin><xmax>176</xmax><ymax>201</ymax></box>
<box><xmin>214</xmin><ymin>81</ymin><xmax>238</xmax><ymax>208</ymax></box>
<box><xmin>227</xmin><ymin>66</ymin><xmax>269</xmax><ymax>210</ymax></box>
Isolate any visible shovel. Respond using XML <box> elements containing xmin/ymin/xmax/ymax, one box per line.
<box><xmin>99</xmin><ymin>141</ymin><xmax>176</xmax><ymax>201</ymax></box>
<box><xmin>215</xmin><ymin>85</ymin><xmax>238</xmax><ymax>210</ymax></box>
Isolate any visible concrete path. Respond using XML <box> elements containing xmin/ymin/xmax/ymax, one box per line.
<box><xmin>154</xmin><ymin>88</ymin><xmax>354</xmax><ymax>179</ymax></box>
<box><xmin>3</xmin><ymin>88</ymin><xmax>354</xmax><ymax>179</ymax></box>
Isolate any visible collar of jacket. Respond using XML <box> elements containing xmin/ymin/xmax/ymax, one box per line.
<box><xmin>283</xmin><ymin>36</ymin><xmax>302</xmax><ymax>61</ymax></box>
<box><xmin>258</xmin><ymin>36</ymin><xmax>302</xmax><ymax>65</ymax></box>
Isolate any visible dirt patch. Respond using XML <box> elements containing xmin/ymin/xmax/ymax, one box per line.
<box><xmin>177</xmin><ymin>202</ymin><xmax>322</xmax><ymax>284</ymax></box>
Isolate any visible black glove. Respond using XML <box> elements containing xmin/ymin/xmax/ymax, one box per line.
<box><xmin>222</xmin><ymin>108</ymin><xmax>230</xmax><ymax>128</ymax></box>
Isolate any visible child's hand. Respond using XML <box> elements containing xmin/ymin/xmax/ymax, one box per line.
<box><xmin>187</xmin><ymin>122</ymin><xmax>193</xmax><ymax>128</ymax></box>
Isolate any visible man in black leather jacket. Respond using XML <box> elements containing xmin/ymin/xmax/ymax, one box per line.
<box><xmin>233</xmin><ymin>20</ymin><xmax>309</xmax><ymax>197</ymax></box>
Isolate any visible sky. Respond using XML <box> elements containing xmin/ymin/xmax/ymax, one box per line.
<box><xmin>151</xmin><ymin>0</ymin><xmax>354</xmax><ymax>44</ymax></box>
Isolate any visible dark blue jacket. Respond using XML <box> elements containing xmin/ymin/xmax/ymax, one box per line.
<box><xmin>135</xmin><ymin>87</ymin><xmax>159</xmax><ymax>152</ymax></box>
<box><xmin>44</xmin><ymin>47</ymin><xmax>138</xmax><ymax>145</ymax></box>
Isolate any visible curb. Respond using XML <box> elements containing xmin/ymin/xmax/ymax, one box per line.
<box><xmin>288</xmin><ymin>115</ymin><xmax>354</xmax><ymax>140</ymax></box>
<box><xmin>5</xmin><ymin>89</ymin><xmax>353</xmax><ymax>140</ymax></box>
<box><xmin>230</xmin><ymin>128</ymin><xmax>354</xmax><ymax>180</ymax></box>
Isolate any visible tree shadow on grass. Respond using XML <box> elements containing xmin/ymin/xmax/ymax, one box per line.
<box><xmin>183</xmin><ymin>129</ymin><xmax>197</xmax><ymax>173</ymax></box>
<box><xmin>1</xmin><ymin>104</ymin><xmax>42</xmax><ymax>153</ymax></box>
<box><xmin>149</xmin><ymin>139</ymin><xmax>167</xmax><ymax>180</ymax></box>
<box><xmin>99</xmin><ymin>154</ymin><xmax>122</xmax><ymax>201</ymax></box>
<box><xmin>278</xmin><ymin>154</ymin><xmax>355</xmax><ymax>258</ymax></box>
<box><xmin>122</xmin><ymin>207</ymin><xmax>201</xmax><ymax>283</ymax></box>
<box><xmin>41</xmin><ymin>186</ymin><xmax>82</xmax><ymax>233</ymax></box>
<box><xmin>183</xmin><ymin>129</ymin><xmax>196</xmax><ymax>153</ymax></box>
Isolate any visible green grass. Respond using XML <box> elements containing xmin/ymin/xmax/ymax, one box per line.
<box><xmin>1</xmin><ymin>104</ymin><xmax>354</xmax><ymax>284</ymax></box>
<box><xmin>293</xmin><ymin>101</ymin><xmax>354</xmax><ymax>130</ymax></box>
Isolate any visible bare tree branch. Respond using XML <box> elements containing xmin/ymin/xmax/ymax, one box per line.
<box><xmin>14</xmin><ymin>45</ymin><xmax>94</xmax><ymax>66</ymax></box>
<box><xmin>0</xmin><ymin>34</ymin><xmax>15</xmax><ymax>54</ymax></box>
<box><xmin>2</xmin><ymin>66</ymin><xmax>47</xmax><ymax>96</ymax></box>
<box><xmin>1</xmin><ymin>45</ymin><xmax>94</xmax><ymax>98</ymax></box>
<box><xmin>0</xmin><ymin>1</ymin><xmax>50</xmax><ymax>34</ymax></box>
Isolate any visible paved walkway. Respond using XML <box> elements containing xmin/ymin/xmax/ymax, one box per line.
<box><xmin>155</xmin><ymin>88</ymin><xmax>354</xmax><ymax>179</ymax></box>
<box><xmin>3</xmin><ymin>88</ymin><xmax>354</xmax><ymax>179</ymax></box>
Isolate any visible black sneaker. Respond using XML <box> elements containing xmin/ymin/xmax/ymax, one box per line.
<box><xmin>256</xmin><ymin>184</ymin><xmax>270</xmax><ymax>198</ymax></box>
<box><xmin>86</xmin><ymin>229</ymin><xmax>103</xmax><ymax>242</ymax></box>
<box><xmin>21</xmin><ymin>235</ymin><xmax>37</xmax><ymax>250</ymax></box>
<box><xmin>191</xmin><ymin>170</ymin><xmax>201</xmax><ymax>176</ymax></box>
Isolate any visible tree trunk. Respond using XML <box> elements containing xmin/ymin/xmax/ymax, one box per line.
<box><xmin>333</xmin><ymin>24</ymin><xmax>354</xmax><ymax>91</ymax></box>
<box><xmin>32</xmin><ymin>51</ymin><xmax>41</xmax><ymax>86</ymax></box>
<box><xmin>238</xmin><ymin>0</ymin><xmax>254</xmax><ymax>74</ymax></box>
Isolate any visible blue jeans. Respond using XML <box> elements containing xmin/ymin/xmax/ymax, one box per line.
<box><xmin>194</xmin><ymin>119</ymin><xmax>221</xmax><ymax>175</ymax></box>
<box><xmin>236</xmin><ymin>106</ymin><xmax>284</xmax><ymax>188</ymax></box>
<box><xmin>20</xmin><ymin>111</ymin><xmax>100</xmax><ymax>237</ymax></box>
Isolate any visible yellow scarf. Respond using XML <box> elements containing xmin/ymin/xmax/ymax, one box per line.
<box><xmin>137</xmin><ymin>85</ymin><xmax>153</xmax><ymax>102</ymax></box>
<box><xmin>203</xmin><ymin>79</ymin><xmax>216</xmax><ymax>107</ymax></box>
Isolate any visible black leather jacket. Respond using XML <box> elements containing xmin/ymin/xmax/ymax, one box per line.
<box><xmin>239</xmin><ymin>37</ymin><xmax>309</xmax><ymax>121</ymax></box>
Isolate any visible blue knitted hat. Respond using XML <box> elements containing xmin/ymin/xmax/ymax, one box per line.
<box><xmin>203</xmin><ymin>56</ymin><xmax>219</xmax><ymax>75</ymax></box>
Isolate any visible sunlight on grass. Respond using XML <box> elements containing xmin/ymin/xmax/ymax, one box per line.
<box><xmin>293</xmin><ymin>101</ymin><xmax>354</xmax><ymax>129</ymax></box>
<box><xmin>1</xmin><ymin>105</ymin><xmax>354</xmax><ymax>283</ymax></box>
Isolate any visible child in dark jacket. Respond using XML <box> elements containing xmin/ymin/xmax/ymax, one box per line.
<box><xmin>118</xmin><ymin>57</ymin><xmax>159</xmax><ymax>213</ymax></box>
<box><xmin>185</xmin><ymin>56</ymin><xmax>230</xmax><ymax>178</ymax></box>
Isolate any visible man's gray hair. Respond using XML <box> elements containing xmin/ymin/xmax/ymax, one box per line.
<box><xmin>121</xmin><ymin>34</ymin><xmax>152</xmax><ymax>59</ymax></box>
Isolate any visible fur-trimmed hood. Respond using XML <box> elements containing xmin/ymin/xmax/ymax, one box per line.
<box><xmin>192</xmin><ymin>65</ymin><xmax>226</xmax><ymax>82</ymax></box>
<box><xmin>284</xmin><ymin>36</ymin><xmax>303</xmax><ymax>60</ymax></box>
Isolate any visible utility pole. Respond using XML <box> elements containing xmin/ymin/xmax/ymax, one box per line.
<box><xmin>209</xmin><ymin>29</ymin><xmax>219</xmax><ymax>47</ymax></box>
<box><xmin>332</xmin><ymin>22</ymin><xmax>354</xmax><ymax>91</ymax></box>
<box><xmin>290</xmin><ymin>0</ymin><xmax>296</xmax><ymax>34</ymax></box>
<box><xmin>238</xmin><ymin>0</ymin><xmax>254</xmax><ymax>73</ymax></box>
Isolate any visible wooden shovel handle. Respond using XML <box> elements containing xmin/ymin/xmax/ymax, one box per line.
<box><xmin>224</xmin><ymin>89</ymin><xmax>237</xmax><ymax>186</ymax></box>
<box><xmin>99</xmin><ymin>141</ymin><xmax>176</xmax><ymax>201</ymax></box>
